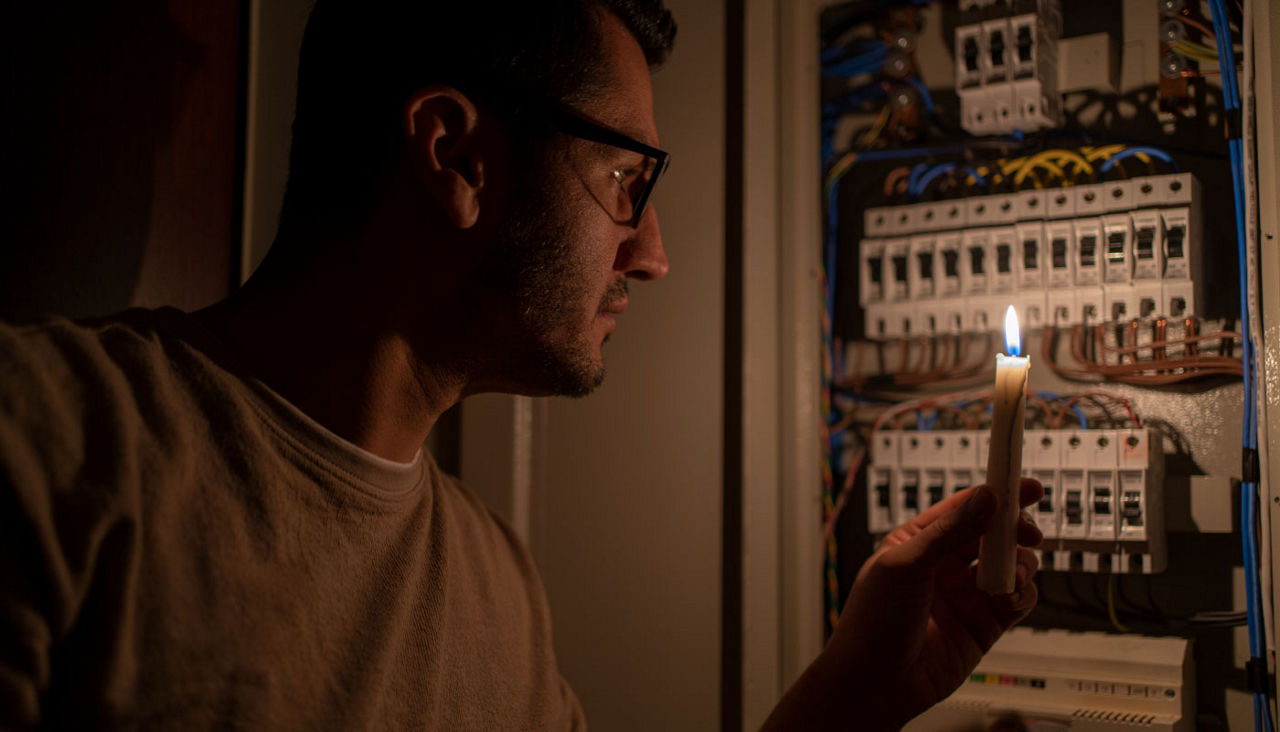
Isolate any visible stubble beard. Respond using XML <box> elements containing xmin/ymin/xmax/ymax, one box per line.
<box><xmin>478</xmin><ymin>181</ymin><xmax>614</xmax><ymax>398</ymax></box>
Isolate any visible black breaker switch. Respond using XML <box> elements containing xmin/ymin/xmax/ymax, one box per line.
<box><xmin>1093</xmin><ymin>487</ymin><xmax>1112</xmax><ymax>515</ymax></box>
<box><xmin>1079</xmin><ymin>235</ymin><xmax>1098</xmax><ymax>267</ymax></box>
<box><xmin>1016</xmin><ymin>25</ymin><xmax>1033</xmax><ymax>63</ymax></box>
<box><xmin>1122</xmin><ymin>492</ymin><xmax>1143</xmax><ymax>526</ymax></box>
<box><xmin>1065</xmin><ymin>491</ymin><xmax>1084</xmax><ymax>524</ymax></box>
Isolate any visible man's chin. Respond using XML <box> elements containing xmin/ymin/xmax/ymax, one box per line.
<box><xmin>524</xmin><ymin>349</ymin><xmax>605</xmax><ymax>399</ymax></box>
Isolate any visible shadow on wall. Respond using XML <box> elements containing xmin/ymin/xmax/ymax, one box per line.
<box><xmin>1</xmin><ymin>2</ymin><xmax>227</xmax><ymax>322</ymax></box>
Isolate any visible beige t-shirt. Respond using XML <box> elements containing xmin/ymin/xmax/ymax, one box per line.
<box><xmin>0</xmin><ymin>308</ymin><xmax>585</xmax><ymax>730</ymax></box>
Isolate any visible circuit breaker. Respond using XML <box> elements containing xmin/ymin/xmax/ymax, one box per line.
<box><xmin>869</xmin><ymin>427</ymin><xmax>1166</xmax><ymax>574</ymax></box>
<box><xmin>860</xmin><ymin>173</ymin><xmax>1203</xmax><ymax>336</ymax></box>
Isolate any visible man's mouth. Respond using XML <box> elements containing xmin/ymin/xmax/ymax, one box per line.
<box><xmin>598</xmin><ymin>280</ymin><xmax>630</xmax><ymax>316</ymax></box>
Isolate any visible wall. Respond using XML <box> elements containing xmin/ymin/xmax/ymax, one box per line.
<box><xmin>527</xmin><ymin>0</ymin><xmax>727</xmax><ymax>728</ymax></box>
<box><xmin>1</xmin><ymin>2</ymin><xmax>241</xmax><ymax>321</ymax></box>
<box><xmin>240</xmin><ymin>0</ymin><xmax>312</xmax><ymax>278</ymax></box>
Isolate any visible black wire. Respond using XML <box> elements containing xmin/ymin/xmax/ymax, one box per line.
<box><xmin>1082</xmin><ymin>396</ymin><xmax>1117</xmax><ymax>429</ymax></box>
<box><xmin>1064</xmin><ymin>572</ymin><xmax>1105</xmax><ymax>614</ymax></box>
<box><xmin>1115</xmin><ymin>574</ymin><xmax>1165</xmax><ymax>621</ymax></box>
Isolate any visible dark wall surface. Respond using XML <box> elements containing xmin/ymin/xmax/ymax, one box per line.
<box><xmin>1</xmin><ymin>1</ymin><xmax>242</xmax><ymax>322</ymax></box>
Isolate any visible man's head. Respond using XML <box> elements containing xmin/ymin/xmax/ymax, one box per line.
<box><xmin>270</xmin><ymin>1</ymin><xmax>675</xmax><ymax>398</ymax></box>
<box><xmin>278</xmin><ymin>0</ymin><xmax>675</xmax><ymax>237</ymax></box>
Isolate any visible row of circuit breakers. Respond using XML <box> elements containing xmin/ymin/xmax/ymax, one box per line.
<box><xmin>866</xmin><ymin>428</ymin><xmax>1166</xmax><ymax>574</ymax></box>
<box><xmin>955</xmin><ymin>0</ymin><xmax>1063</xmax><ymax>135</ymax></box>
<box><xmin>859</xmin><ymin>173</ymin><xmax>1203</xmax><ymax>338</ymax></box>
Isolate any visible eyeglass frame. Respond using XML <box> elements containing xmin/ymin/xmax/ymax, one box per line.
<box><xmin>542</xmin><ymin>105</ymin><xmax>670</xmax><ymax>229</ymax></box>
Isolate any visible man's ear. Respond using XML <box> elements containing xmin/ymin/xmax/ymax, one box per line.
<box><xmin>404</xmin><ymin>86</ymin><xmax>485</xmax><ymax>229</ymax></box>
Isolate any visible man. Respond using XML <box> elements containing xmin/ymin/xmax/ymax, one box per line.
<box><xmin>0</xmin><ymin>0</ymin><xmax>1041</xmax><ymax>728</ymax></box>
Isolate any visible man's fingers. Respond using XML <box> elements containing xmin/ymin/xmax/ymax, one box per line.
<box><xmin>888</xmin><ymin>488</ymin><xmax>997</xmax><ymax>576</ymax></box>
<box><xmin>1014</xmin><ymin>546</ymin><xmax>1039</xmax><ymax>588</ymax></box>
<box><xmin>1019</xmin><ymin>477</ymin><xmax>1044</xmax><ymax>509</ymax></box>
<box><xmin>1018</xmin><ymin>510</ymin><xmax>1043</xmax><ymax>547</ymax></box>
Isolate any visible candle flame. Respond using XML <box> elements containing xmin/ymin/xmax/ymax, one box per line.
<box><xmin>1004</xmin><ymin>305</ymin><xmax>1021</xmax><ymax>356</ymax></box>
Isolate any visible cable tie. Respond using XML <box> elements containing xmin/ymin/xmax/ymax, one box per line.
<box><xmin>1246</xmin><ymin>657</ymin><xmax>1272</xmax><ymax>694</ymax></box>
<box><xmin>1244</xmin><ymin>448</ymin><xmax>1261</xmax><ymax>484</ymax></box>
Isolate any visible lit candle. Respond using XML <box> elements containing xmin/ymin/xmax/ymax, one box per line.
<box><xmin>977</xmin><ymin>305</ymin><xmax>1029</xmax><ymax>595</ymax></box>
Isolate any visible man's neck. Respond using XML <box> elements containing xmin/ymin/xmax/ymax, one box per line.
<box><xmin>193</xmin><ymin>271</ymin><xmax>465</xmax><ymax>464</ymax></box>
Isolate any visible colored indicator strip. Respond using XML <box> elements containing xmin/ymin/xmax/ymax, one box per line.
<box><xmin>969</xmin><ymin>673</ymin><xmax>1048</xmax><ymax>689</ymax></box>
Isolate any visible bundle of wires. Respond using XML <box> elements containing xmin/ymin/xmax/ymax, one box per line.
<box><xmin>1205</xmin><ymin>0</ymin><xmax>1273</xmax><ymax>729</ymax></box>
<box><xmin>1042</xmin><ymin>320</ymin><xmax>1244</xmax><ymax>386</ymax></box>
<box><xmin>900</xmin><ymin>144</ymin><xmax>1177</xmax><ymax>201</ymax></box>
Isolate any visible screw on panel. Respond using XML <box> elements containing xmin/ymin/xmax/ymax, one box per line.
<box><xmin>1161</xmin><ymin>53</ymin><xmax>1186</xmax><ymax>80</ymax></box>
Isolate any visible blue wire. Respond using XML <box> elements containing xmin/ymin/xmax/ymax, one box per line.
<box><xmin>1097</xmin><ymin>146</ymin><xmax>1179</xmax><ymax>174</ymax></box>
<box><xmin>1208</xmin><ymin>1</ymin><xmax>1270</xmax><ymax>728</ymax></box>
<box><xmin>912</xmin><ymin>163</ymin><xmax>956</xmax><ymax>198</ymax></box>
<box><xmin>822</xmin><ymin>46</ymin><xmax>888</xmax><ymax>78</ymax></box>
<box><xmin>1035</xmin><ymin>391</ymin><xmax>1088</xmax><ymax>429</ymax></box>
<box><xmin>906</xmin><ymin>162</ymin><xmax>930</xmax><ymax>198</ymax></box>
<box><xmin>905</xmin><ymin>76</ymin><xmax>935</xmax><ymax>113</ymax></box>
<box><xmin>961</xmin><ymin>166</ymin><xmax>987</xmax><ymax>187</ymax></box>
<box><xmin>822</xmin><ymin>83</ymin><xmax>887</xmax><ymax>119</ymax></box>
<box><xmin>821</xmin><ymin>41</ymin><xmax>884</xmax><ymax>65</ymax></box>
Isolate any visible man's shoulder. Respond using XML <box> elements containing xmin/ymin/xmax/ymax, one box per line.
<box><xmin>430</xmin><ymin>466</ymin><xmax>545</xmax><ymax>584</ymax></box>
<box><xmin>0</xmin><ymin>308</ymin><xmax>224</xmax><ymax>483</ymax></box>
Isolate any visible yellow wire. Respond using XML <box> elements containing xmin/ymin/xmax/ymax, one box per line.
<box><xmin>824</xmin><ymin>151</ymin><xmax>858</xmax><ymax>191</ymax></box>
<box><xmin>1107</xmin><ymin>574</ymin><xmax>1131</xmax><ymax>633</ymax></box>
<box><xmin>1084</xmin><ymin>144</ymin><xmax>1126</xmax><ymax>162</ymax></box>
<box><xmin>1169</xmin><ymin>40</ymin><xmax>1219</xmax><ymax>64</ymax></box>
<box><xmin>859</xmin><ymin>106</ymin><xmax>891</xmax><ymax>148</ymax></box>
<box><xmin>965</xmin><ymin>165</ymin><xmax>992</xmax><ymax>188</ymax></box>
<box><xmin>1020</xmin><ymin>159</ymin><xmax>1067</xmax><ymax>187</ymax></box>
<box><xmin>999</xmin><ymin>157</ymin><xmax>1027</xmax><ymax>176</ymax></box>
<box><xmin>1172</xmin><ymin>39</ymin><xmax>1220</xmax><ymax>59</ymax></box>
<box><xmin>1013</xmin><ymin>149</ymin><xmax>1095</xmax><ymax>188</ymax></box>
<box><xmin>1047</xmin><ymin>149</ymin><xmax>1094</xmax><ymax>176</ymax></box>
<box><xmin>1088</xmin><ymin>144</ymin><xmax>1154</xmax><ymax>175</ymax></box>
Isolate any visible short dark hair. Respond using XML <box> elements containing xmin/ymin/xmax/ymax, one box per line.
<box><xmin>276</xmin><ymin>0</ymin><xmax>676</xmax><ymax>239</ymax></box>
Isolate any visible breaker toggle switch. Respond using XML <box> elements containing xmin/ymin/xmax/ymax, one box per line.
<box><xmin>1065</xmin><ymin>490</ymin><xmax>1084</xmax><ymax>525</ymax></box>
<box><xmin>1093</xmin><ymin>487</ymin><xmax>1112</xmax><ymax>515</ymax></box>
<box><xmin>1123</xmin><ymin>491</ymin><xmax>1143</xmax><ymax>526</ymax></box>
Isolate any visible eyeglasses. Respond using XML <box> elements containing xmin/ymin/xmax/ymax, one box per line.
<box><xmin>545</xmin><ymin>106</ymin><xmax>670</xmax><ymax>228</ymax></box>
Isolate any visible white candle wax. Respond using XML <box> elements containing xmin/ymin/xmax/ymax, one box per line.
<box><xmin>977</xmin><ymin>351</ymin><xmax>1029</xmax><ymax>595</ymax></box>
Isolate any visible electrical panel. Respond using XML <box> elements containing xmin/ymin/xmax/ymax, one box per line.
<box><xmin>815</xmin><ymin>0</ymin><xmax>1256</xmax><ymax>725</ymax></box>
<box><xmin>861</xmin><ymin>173</ymin><xmax>1203</xmax><ymax>336</ymax></box>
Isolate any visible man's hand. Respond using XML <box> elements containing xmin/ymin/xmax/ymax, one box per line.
<box><xmin>763</xmin><ymin>479</ymin><xmax>1043</xmax><ymax>732</ymax></box>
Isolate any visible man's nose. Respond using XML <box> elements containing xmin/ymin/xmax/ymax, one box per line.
<box><xmin>618</xmin><ymin>204</ymin><xmax>668</xmax><ymax>281</ymax></box>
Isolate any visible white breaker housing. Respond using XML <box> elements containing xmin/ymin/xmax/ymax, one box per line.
<box><xmin>859</xmin><ymin>173</ymin><xmax>1202</xmax><ymax>338</ymax></box>
<box><xmin>867</xmin><ymin>427</ymin><xmax>1167</xmax><ymax>574</ymax></box>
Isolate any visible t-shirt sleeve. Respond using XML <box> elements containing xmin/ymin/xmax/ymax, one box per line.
<box><xmin>0</xmin><ymin>323</ymin><xmax>133</xmax><ymax>729</ymax></box>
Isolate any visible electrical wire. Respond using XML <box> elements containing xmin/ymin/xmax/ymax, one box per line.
<box><xmin>1169</xmin><ymin>39</ymin><xmax>1221</xmax><ymax>64</ymax></box>
<box><xmin>1207</xmin><ymin>1</ymin><xmax>1273</xmax><ymax>728</ymax></box>
<box><xmin>1098</xmin><ymin>146</ymin><xmax>1179</xmax><ymax>174</ymax></box>
<box><xmin>905</xmin><ymin>76</ymin><xmax>935</xmax><ymax>114</ymax></box>
<box><xmin>1168</xmin><ymin>13</ymin><xmax>1217</xmax><ymax>39</ymax></box>
<box><xmin>1107</xmin><ymin>575</ymin><xmax>1132</xmax><ymax>633</ymax></box>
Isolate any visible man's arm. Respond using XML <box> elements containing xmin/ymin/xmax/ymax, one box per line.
<box><xmin>763</xmin><ymin>480</ymin><xmax>1043</xmax><ymax>731</ymax></box>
